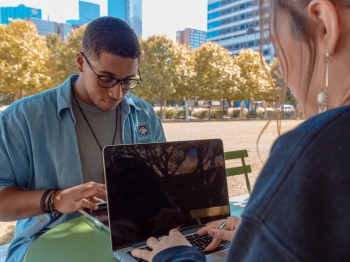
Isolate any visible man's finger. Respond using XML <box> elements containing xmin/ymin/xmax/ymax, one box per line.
<box><xmin>91</xmin><ymin>197</ymin><xmax>105</xmax><ymax>203</ymax></box>
<box><xmin>81</xmin><ymin>199</ymin><xmax>98</xmax><ymax>210</ymax></box>
<box><xmin>81</xmin><ymin>187</ymin><xmax>106</xmax><ymax>199</ymax></box>
<box><xmin>131</xmin><ymin>249</ymin><xmax>151</xmax><ymax>261</ymax></box>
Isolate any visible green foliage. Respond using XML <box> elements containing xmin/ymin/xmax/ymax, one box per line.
<box><xmin>196</xmin><ymin>110</ymin><xmax>209</xmax><ymax>119</ymax></box>
<box><xmin>233</xmin><ymin>49</ymin><xmax>274</xmax><ymax>103</ymax></box>
<box><xmin>135</xmin><ymin>35</ymin><xmax>192</xmax><ymax>119</ymax></box>
<box><xmin>1</xmin><ymin>25</ymin><xmax>283</xmax><ymax>110</ymax></box>
<box><xmin>175</xmin><ymin>109</ymin><xmax>186</xmax><ymax>119</ymax></box>
<box><xmin>56</xmin><ymin>25</ymin><xmax>86</xmax><ymax>81</ymax></box>
<box><xmin>0</xmin><ymin>19</ymin><xmax>52</xmax><ymax>100</ymax></box>
<box><xmin>230</xmin><ymin>108</ymin><xmax>241</xmax><ymax>117</ymax></box>
<box><xmin>0</xmin><ymin>21</ymin><xmax>86</xmax><ymax>102</ymax></box>
<box><xmin>46</xmin><ymin>33</ymin><xmax>66</xmax><ymax>86</ymax></box>
<box><xmin>210</xmin><ymin>109</ymin><xmax>227</xmax><ymax>119</ymax></box>
<box><xmin>270</xmin><ymin>58</ymin><xmax>296</xmax><ymax>106</ymax></box>
<box><xmin>165</xmin><ymin>109</ymin><xmax>177</xmax><ymax>119</ymax></box>
<box><xmin>192</xmin><ymin>42</ymin><xmax>240</xmax><ymax>102</ymax></box>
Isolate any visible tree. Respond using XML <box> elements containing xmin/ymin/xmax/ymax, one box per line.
<box><xmin>46</xmin><ymin>33</ymin><xmax>66</xmax><ymax>87</ymax></box>
<box><xmin>192</xmin><ymin>42</ymin><xmax>240</xmax><ymax>118</ymax></box>
<box><xmin>270</xmin><ymin>58</ymin><xmax>296</xmax><ymax>107</ymax></box>
<box><xmin>135</xmin><ymin>35</ymin><xmax>190</xmax><ymax>119</ymax></box>
<box><xmin>56</xmin><ymin>25</ymin><xmax>87</xmax><ymax>81</ymax></box>
<box><xmin>166</xmin><ymin>44</ymin><xmax>196</xmax><ymax>120</ymax></box>
<box><xmin>233</xmin><ymin>49</ymin><xmax>273</xmax><ymax>110</ymax></box>
<box><xmin>0</xmin><ymin>19</ymin><xmax>52</xmax><ymax>101</ymax></box>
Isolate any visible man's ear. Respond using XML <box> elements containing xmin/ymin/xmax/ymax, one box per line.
<box><xmin>308</xmin><ymin>0</ymin><xmax>340</xmax><ymax>54</ymax></box>
<box><xmin>76</xmin><ymin>52</ymin><xmax>84</xmax><ymax>73</ymax></box>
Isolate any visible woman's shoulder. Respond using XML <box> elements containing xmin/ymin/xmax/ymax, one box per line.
<box><xmin>244</xmin><ymin>105</ymin><xmax>350</xmax><ymax>216</ymax></box>
<box><xmin>276</xmin><ymin>104</ymin><xmax>350</xmax><ymax>153</ymax></box>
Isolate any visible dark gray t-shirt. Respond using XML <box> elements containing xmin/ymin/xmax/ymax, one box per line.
<box><xmin>72</xmin><ymin>96</ymin><xmax>122</xmax><ymax>184</ymax></box>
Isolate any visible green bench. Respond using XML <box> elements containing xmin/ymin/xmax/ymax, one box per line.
<box><xmin>224</xmin><ymin>149</ymin><xmax>252</xmax><ymax>195</ymax></box>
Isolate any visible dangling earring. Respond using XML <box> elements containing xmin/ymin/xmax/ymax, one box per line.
<box><xmin>317</xmin><ymin>49</ymin><xmax>331</xmax><ymax>113</ymax></box>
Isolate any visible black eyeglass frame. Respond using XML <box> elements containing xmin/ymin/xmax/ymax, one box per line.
<box><xmin>80</xmin><ymin>51</ymin><xmax>141</xmax><ymax>90</ymax></box>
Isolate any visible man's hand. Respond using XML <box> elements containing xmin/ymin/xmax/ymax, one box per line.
<box><xmin>131</xmin><ymin>229</ymin><xmax>191</xmax><ymax>262</ymax></box>
<box><xmin>54</xmin><ymin>181</ymin><xmax>106</xmax><ymax>214</ymax></box>
<box><xmin>197</xmin><ymin>216</ymin><xmax>241</xmax><ymax>252</ymax></box>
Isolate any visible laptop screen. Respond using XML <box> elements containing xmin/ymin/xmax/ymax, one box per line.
<box><xmin>103</xmin><ymin>139</ymin><xmax>230</xmax><ymax>250</ymax></box>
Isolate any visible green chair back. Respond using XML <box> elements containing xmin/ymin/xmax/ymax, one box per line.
<box><xmin>224</xmin><ymin>150</ymin><xmax>252</xmax><ymax>194</ymax></box>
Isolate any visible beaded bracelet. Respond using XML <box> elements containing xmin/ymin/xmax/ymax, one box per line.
<box><xmin>40</xmin><ymin>189</ymin><xmax>53</xmax><ymax>214</ymax></box>
<box><xmin>48</xmin><ymin>188</ymin><xmax>62</xmax><ymax>218</ymax></box>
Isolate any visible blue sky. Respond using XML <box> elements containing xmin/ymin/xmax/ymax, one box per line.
<box><xmin>0</xmin><ymin>0</ymin><xmax>208</xmax><ymax>40</ymax></box>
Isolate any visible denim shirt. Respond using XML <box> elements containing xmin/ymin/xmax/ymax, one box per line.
<box><xmin>0</xmin><ymin>75</ymin><xmax>165</xmax><ymax>262</ymax></box>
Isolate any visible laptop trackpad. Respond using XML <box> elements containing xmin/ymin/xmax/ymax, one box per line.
<box><xmin>206</xmin><ymin>249</ymin><xmax>228</xmax><ymax>262</ymax></box>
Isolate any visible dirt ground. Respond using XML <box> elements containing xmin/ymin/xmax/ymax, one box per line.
<box><xmin>0</xmin><ymin>120</ymin><xmax>302</xmax><ymax>245</ymax></box>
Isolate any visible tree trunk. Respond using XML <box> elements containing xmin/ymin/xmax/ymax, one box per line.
<box><xmin>9</xmin><ymin>94</ymin><xmax>14</xmax><ymax>104</ymax></box>
<box><xmin>159</xmin><ymin>97</ymin><xmax>166</xmax><ymax>120</ymax></box>
<box><xmin>159</xmin><ymin>95</ymin><xmax>164</xmax><ymax>120</ymax></box>
<box><xmin>162</xmin><ymin>99</ymin><xmax>166</xmax><ymax>120</ymax></box>
<box><xmin>184</xmin><ymin>97</ymin><xmax>189</xmax><ymax>121</ymax></box>
<box><xmin>247</xmin><ymin>100</ymin><xmax>250</xmax><ymax>120</ymax></box>
<box><xmin>209</xmin><ymin>100</ymin><xmax>212</xmax><ymax>120</ymax></box>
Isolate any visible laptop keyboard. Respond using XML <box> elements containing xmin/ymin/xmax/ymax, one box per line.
<box><xmin>185</xmin><ymin>233</ymin><xmax>230</xmax><ymax>252</ymax></box>
<box><xmin>127</xmin><ymin>234</ymin><xmax>230</xmax><ymax>261</ymax></box>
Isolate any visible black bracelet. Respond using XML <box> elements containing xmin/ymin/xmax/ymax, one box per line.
<box><xmin>40</xmin><ymin>189</ymin><xmax>53</xmax><ymax>214</ymax></box>
<box><xmin>48</xmin><ymin>188</ymin><xmax>62</xmax><ymax>218</ymax></box>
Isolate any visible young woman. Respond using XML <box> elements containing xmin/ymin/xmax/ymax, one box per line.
<box><xmin>132</xmin><ymin>0</ymin><xmax>350</xmax><ymax>261</ymax></box>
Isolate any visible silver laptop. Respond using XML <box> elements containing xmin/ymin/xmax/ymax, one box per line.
<box><xmin>101</xmin><ymin>139</ymin><xmax>230</xmax><ymax>262</ymax></box>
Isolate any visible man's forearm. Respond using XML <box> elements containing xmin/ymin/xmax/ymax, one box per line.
<box><xmin>0</xmin><ymin>187</ymin><xmax>48</xmax><ymax>221</ymax></box>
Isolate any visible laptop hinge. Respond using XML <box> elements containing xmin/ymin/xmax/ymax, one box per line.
<box><xmin>131</xmin><ymin>241</ymin><xmax>147</xmax><ymax>248</ymax></box>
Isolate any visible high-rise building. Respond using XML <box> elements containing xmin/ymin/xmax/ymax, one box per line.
<box><xmin>27</xmin><ymin>18</ymin><xmax>73</xmax><ymax>41</ymax></box>
<box><xmin>207</xmin><ymin>0</ymin><xmax>273</xmax><ymax>62</ymax></box>
<box><xmin>176</xmin><ymin>28</ymin><xmax>206</xmax><ymax>50</ymax></box>
<box><xmin>108</xmin><ymin>0</ymin><xmax>142</xmax><ymax>38</ymax></box>
<box><xmin>66</xmin><ymin>19</ymin><xmax>81</xmax><ymax>26</ymax></box>
<box><xmin>0</xmin><ymin>4</ymin><xmax>41</xmax><ymax>25</ymax></box>
<box><xmin>79</xmin><ymin>1</ymin><xmax>100</xmax><ymax>25</ymax></box>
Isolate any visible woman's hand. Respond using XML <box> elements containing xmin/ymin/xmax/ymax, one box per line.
<box><xmin>131</xmin><ymin>228</ymin><xmax>191</xmax><ymax>261</ymax></box>
<box><xmin>197</xmin><ymin>216</ymin><xmax>241</xmax><ymax>251</ymax></box>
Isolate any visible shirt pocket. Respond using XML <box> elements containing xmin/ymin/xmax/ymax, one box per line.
<box><xmin>135</xmin><ymin>121</ymin><xmax>153</xmax><ymax>143</ymax></box>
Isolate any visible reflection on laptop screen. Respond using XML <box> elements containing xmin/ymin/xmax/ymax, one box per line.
<box><xmin>103</xmin><ymin>139</ymin><xmax>229</xmax><ymax>249</ymax></box>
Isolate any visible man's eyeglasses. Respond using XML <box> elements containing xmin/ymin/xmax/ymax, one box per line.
<box><xmin>80</xmin><ymin>51</ymin><xmax>141</xmax><ymax>90</ymax></box>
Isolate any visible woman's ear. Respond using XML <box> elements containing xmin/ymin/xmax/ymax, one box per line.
<box><xmin>308</xmin><ymin>0</ymin><xmax>340</xmax><ymax>54</ymax></box>
<box><xmin>76</xmin><ymin>52</ymin><xmax>84</xmax><ymax>73</ymax></box>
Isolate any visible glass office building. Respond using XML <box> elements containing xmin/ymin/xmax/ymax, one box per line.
<box><xmin>176</xmin><ymin>28</ymin><xmax>206</xmax><ymax>50</ymax></box>
<box><xmin>108</xmin><ymin>0</ymin><xmax>142</xmax><ymax>38</ymax></box>
<box><xmin>27</xmin><ymin>18</ymin><xmax>73</xmax><ymax>41</ymax></box>
<box><xmin>79</xmin><ymin>1</ymin><xmax>100</xmax><ymax>25</ymax></box>
<box><xmin>207</xmin><ymin>0</ymin><xmax>273</xmax><ymax>62</ymax></box>
<box><xmin>0</xmin><ymin>4</ymin><xmax>41</xmax><ymax>25</ymax></box>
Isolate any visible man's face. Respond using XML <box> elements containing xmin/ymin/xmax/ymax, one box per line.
<box><xmin>79</xmin><ymin>51</ymin><xmax>139</xmax><ymax>112</ymax></box>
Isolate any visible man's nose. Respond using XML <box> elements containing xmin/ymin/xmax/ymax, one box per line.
<box><xmin>108</xmin><ymin>82</ymin><xmax>123</xmax><ymax>99</ymax></box>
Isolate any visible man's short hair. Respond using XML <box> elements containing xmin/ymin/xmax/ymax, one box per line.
<box><xmin>82</xmin><ymin>16</ymin><xmax>141</xmax><ymax>59</ymax></box>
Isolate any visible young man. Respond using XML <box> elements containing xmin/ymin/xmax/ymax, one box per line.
<box><xmin>0</xmin><ymin>17</ymin><xmax>165</xmax><ymax>261</ymax></box>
